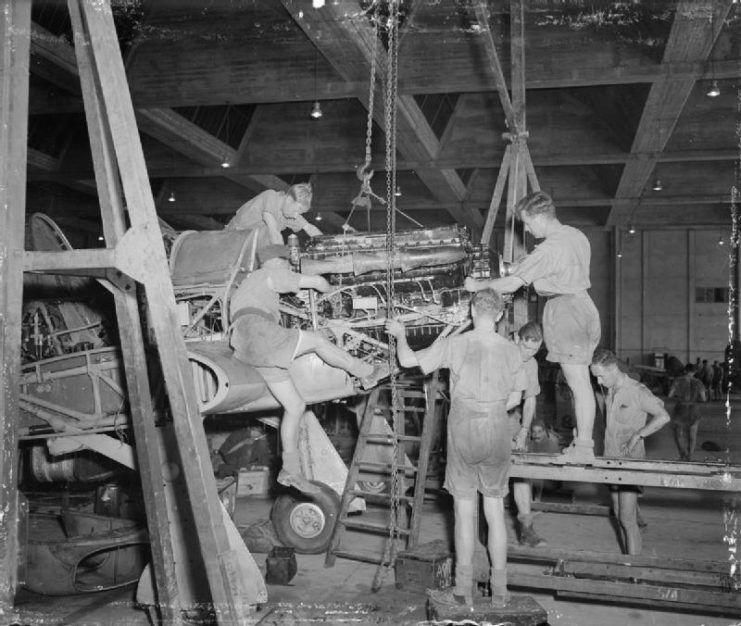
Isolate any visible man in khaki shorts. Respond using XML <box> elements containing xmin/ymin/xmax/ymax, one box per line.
<box><xmin>465</xmin><ymin>191</ymin><xmax>601</xmax><ymax>464</ymax></box>
<box><xmin>386</xmin><ymin>289</ymin><xmax>526</xmax><ymax>609</ymax></box>
<box><xmin>230</xmin><ymin>244</ymin><xmax>387</xmax><ymax>493</ymax></box>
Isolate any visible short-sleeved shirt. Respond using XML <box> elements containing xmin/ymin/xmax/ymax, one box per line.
<box><xmin>229</xmin><ymin>267</ymin><xmax>301</xmax><ymax>322</ymax></box>
<box><xmin>225</xmin><ymin>190</ymin><xmax>309</xmax><ymax>234</ymax></box>
<box><xmin>604</xmin><ymin>377</ymin><xmax>665</xmax><ymax>459</ymax></box>
<box><xmin>416</xmin><ymin>328</ymin><xmax>526</xmax><ymax>403</ymax></box>
<box><xmin>512</xmin><ymin>224</ymin><xmax>591</xmax><ymax>296</ymax></box>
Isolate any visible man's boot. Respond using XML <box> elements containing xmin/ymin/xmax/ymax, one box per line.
<box><xmin>427</xmin><ymin>563</ymin><xmax>473</xmax><ymax>609</ymax></box>
<box><xmin>277</xmin><ymin>450</ymin><xmax>320</xmax><ymax>494</ymax></box>
<box><xmin>518</xmin><ymin>513</ymin><xmax>547</xmax><ymax>548</ymax></box>
<box><xmin>555</xmin><ymin>438</ymin><xmax>595</xmax><ymax>465</ymax></box>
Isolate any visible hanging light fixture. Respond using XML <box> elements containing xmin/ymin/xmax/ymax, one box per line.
<box><xmin>394</xmin><ymin>185</ymin><xmax>402</xmax><ymax>197</ymax></box>
<box><xmin>652</xmin><ymin>178</ymin><xmax>663</xmax><ymax>192</ymax></box>
<box><xmin>315</xmin><ymin>213</ymin><xmax>323</xmax><ymax>222</ymax></box>
<box><xmin>221</xmin><ymin>104</ymin><xmax>231</xmax><ymax>168</ymax></box>
<box><xmin>310</xmin><ymin>49</ymin><xmax>322</xmax><ymax>120</ymax></box>
<box><xmin>617</xmin><ymin>249</ymin><xmax>623</xmax><ymax>259</ymax></box>
<box><xmin>628</xmin><ymin>222</ymin><xmax>636</xmax><ymax>235</ymax></box>
<box><xmin>168</xmin><ymin>190</ymin><xmax>176</xmax><ymax>203</ymax></box>
<box><xmin>719</xmin><ymin>236</ymin><xmax>726</xmax><ymax>246</ymax></box>
<box><xmin>706</xmin><ymin>13</ymin><xmax>720</xmax><ymax>98</ymax></box>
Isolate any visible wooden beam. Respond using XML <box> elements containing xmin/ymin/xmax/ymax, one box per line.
<box><xmin>0</xmin><ymin>0</ymin><xmax>31</xmax><ymax>608</ymax></box>
<box><xmin>29</xmin><ymin>22</ymin><xmax>274</xmax><ymax>201</ymax></box>
<box><xmin>606</xmin><ymin>0</ymin><xmax>734</xmax><ymax>226</ymax></box>
<box><xmin>281</xmin><ymin>0</ymin><xmax>479</xmax><ymax>232</ymax></box>
<box><xmin>511</xmin><ymin>453</ymin><xmax>741</xmax><ymax>491</ymax></box>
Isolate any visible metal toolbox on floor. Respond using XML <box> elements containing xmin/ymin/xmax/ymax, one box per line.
<box><xmin>394</xmin><ymin>539</ymin><xmax>453</xmax><ymax>592</ymax></box>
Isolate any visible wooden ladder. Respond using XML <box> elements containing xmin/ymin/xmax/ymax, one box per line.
<box><xmin>325</xmin><ymin>374</ymin><xmax>441</xmax><ymax>567</ymax></box>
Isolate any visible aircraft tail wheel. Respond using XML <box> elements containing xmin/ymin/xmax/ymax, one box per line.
<box><xmin>270</xmin><ymin>481</ymin><xmax>340</xmax><ymax>554</ymax></box>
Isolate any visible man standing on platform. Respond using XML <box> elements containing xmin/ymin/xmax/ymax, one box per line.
<box><xmin>465</xmin><ymin>191</ymin><xmax>601</xmax><ymax>464</ymax></box>
<box><xmin>386</xmin><ymin>289</ymin><xmax>526</xmax><ymax>609</ymax></box>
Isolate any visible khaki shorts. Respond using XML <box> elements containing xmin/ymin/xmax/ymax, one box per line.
<box><xmin>230</xmin><ymin>314</ymin><xmax>300</xmax><ymax>382</ymax></box>
<box><xmin>444</xmin><ymin>399</ymin><xmax>511</xmax><ymax>500</ymax></box>
<box><xmin>543</xmin><ymin>292</ymin><xmax>600</xmax><ymax>365</ymax></box>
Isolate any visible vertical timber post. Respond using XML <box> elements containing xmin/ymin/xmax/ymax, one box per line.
<box><xmin>0</xmin><ymin>0</ymin><xmax>31</xmax><ymax>612</ymax></box>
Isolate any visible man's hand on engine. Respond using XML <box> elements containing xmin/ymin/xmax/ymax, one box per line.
<box><xmin>304</xmin><ymin>224</ymin><xmax>323</xmax><ymax>238</ymax></box>
<box><xmin>464</xmin><ymin>277</ymin><xmax>481</xmax><ymax>292</ymax></box>
<box><xmin>384</xmin><ymin>319</ymin><xmax>406</xmax><ymax>339</ymax></box>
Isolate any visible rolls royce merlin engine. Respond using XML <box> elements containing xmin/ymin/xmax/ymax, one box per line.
<box><xmin>284</xmin><ymin>225</ymin><xmax>489</xmax><ymax>356</ymax></box>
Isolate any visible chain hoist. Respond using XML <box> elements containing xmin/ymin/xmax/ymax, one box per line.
<box><xmin>344</xmin><ymin>11</ymin><xmax>381</xmax><ymax>233</ymax></box>
<box><xmin>372</xmin><ymin>0</ymin><xmax>402</xmax><ymax>592</ymax></box>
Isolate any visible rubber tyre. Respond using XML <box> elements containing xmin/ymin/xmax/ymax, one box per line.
<box><xmin>270</xmin><ymin>481</ymin><xmax>340</xmax><ymax>554</ymax></box>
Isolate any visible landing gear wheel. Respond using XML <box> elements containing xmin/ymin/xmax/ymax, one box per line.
<box><xmin>270</xmin><ymin>481</ymin><xmax>340</xmax><ymax>554</ymax></box>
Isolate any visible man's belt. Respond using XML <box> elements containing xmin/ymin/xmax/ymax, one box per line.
<box><xmin>231</xmin><ymin>307</ymin><xmax>275</xmax><ymax>324</ymax></box>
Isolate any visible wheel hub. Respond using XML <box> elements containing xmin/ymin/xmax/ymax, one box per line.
<box><xmin>288</xmin><ymin>502</ymin><xmax>326</xmax><ymax>539</ymax></box>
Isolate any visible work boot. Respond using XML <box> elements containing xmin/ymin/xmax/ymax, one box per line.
<box><xmin>279</xmin><ymin>451</ymin><xmax>320</xmax><ymax>495</ymax></box>
<box><xmin>426</xmin><ymin>588</ymin><xmax>474</xmax><ymax>610</ymax></box>
<box><xmin>555</xmin><ymin>439</ymin><xmax>595</xmax><ymax>465</ymax></box>
<box><xmin>428</xmin><ymin>563</ymin><xmax>474</xmax><ymax>609</ymax></box>
<box><xmin>519</xmin><ymin>523</ymin><xmax>547</xmax><ymax>548</ymax></box>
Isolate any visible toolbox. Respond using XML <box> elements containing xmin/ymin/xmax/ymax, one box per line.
<box><xmin>394</xmin><ymin>539</ymin><xmax>453</xmax><ymax>592</ymax></box>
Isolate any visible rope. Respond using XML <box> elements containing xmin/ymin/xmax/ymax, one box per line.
<box><xmin>372</xmin><ymin>0</ymin><xmax>402</xmax><ymax>592</ymax></box>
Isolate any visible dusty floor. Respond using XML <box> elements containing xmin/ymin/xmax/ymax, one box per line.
<box><xmin>10</xmin><ymin>395</ymin><xmax>741</xmax><ymax>626</ymax></box>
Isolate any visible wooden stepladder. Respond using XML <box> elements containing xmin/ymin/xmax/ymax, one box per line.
<box><xmin>325</xmin><ymin>375</ymin><xmax>442</xmax><ymax>572</ymax></box>
<box><xmin>0</xmin><ymin>1</ymin><xmax>263</xmax><ymax>624</ymax></box>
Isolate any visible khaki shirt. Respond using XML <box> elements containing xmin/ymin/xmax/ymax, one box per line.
<box><xmin>512</xmin><ymin>224</ymin><xmax>591</xmax><ymax>296</ymax></box>
<box><xmin>416</xmin><ymin>328</ymin><xmax>526</xmax><ymax>404</ymax></box>
<box><xmin>226</xmin><ymin>189</ymin><xmax>309</xmax><ymax>233</ymax></box>
<box><xmin>604</xmin><ymin>377</ymin><xmax>665</xmax><ymax>459</ymax></box>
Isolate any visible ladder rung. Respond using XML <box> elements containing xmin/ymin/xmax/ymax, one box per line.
<box><xmin>340</xmin><ymin>518</ymin><xmax>411</xmax><ymax>535</ymax></box>
<box><xmin>357</xmin><ymin>462</ymin><xmax>418</xmax><ymax>474</ymax></box>
<box><xmin>363</xmin><ymin>434</ymin><xmax>421</xmax><ymax>444</ymax></box>
<box><xmin>351</xmin><ymin>489</ymin><xmax>415</xmax><ymax>503</ymax></box>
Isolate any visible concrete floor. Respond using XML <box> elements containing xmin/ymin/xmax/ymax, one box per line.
<box><xmin>11</xmin><ymin>395</ymin><xmax>741</xmax><ymax>626</ymax></box>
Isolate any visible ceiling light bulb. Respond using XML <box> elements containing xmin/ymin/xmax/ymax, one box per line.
<box><xmin>97</xmin><ymin>235</ymin><xmax>105</xmax><ymax>242</ymax></box>
<box><xmin>315</xmin><ymin>214</ymin><xmax>322</xmax><ymax>222</ymax></box>
<box><xmin>312</xmin><ymin>0</ymin><xmax>325</xmax><ymax>7</ymax></box>
<box><xmin>310</xmin><ymin>100</ymin><xmax>323</xmax><ymax>119</ymax></box>
<box><xmin>707</xmin><ymin>80</ymin><xmax>720</xmax><ymax>98</ymax></box>
<box><xmin>168</xmin><ymin>190</ymin><xmax>176</xmax><ymax>202</ymax></box>
<box><xmin>221</xmin><ymin>159</ymin><xmax>230</xmax><ymax>168</ymax></box>
<box><xmin>628</xmin><ymin>223</ymin><xmax>636</xmax><ymax>235</ymax></box>
<box><xmin>719</xmin><ymin>236</ymin><xmax>725</xmax><ymax>246</ymax></box>
<box><xmin>652</xmin><ymin>178</ymin><xmax>663</xmax><ymax>192</ymax></box>
<box><xmin>394</xmin><ymin>185</ymin><xmax>402</xmax><ymax>197</ymax></box>
<box><xmin>617</xmin><ymin>250</ymin><xmax>623</xmax><ymax>259</ymax></box>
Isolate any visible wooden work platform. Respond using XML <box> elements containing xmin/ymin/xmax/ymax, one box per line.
<box><xmin>426</xmin><ymin>593</ymin><xmax>548</xmax><ymax>626</ymax></box>
<box><xmin>510</xmin><ymin>452</ymin><xmax>741</xmax><ymax>491</ymax></box>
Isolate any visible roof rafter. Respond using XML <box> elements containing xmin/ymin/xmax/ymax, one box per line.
<box><xmin>280</xmin><ymin>0</ymin><xmax>481</xmax><ymax>233</ymax></box>
<box><xmin>606</xmin><ymin>0</ymin><xmax>734</xmax><ymax>226</ymax></box>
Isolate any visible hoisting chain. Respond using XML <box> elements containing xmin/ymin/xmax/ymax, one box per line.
<box><xmin>344</xmin><ymin>14</ymin><xmax>381</xmax><ymax>232</ymax></box>
<box><xmin>372</xmin><ymin>0</ymin><xmax>402</xmax><ymax>593</ymax></box>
